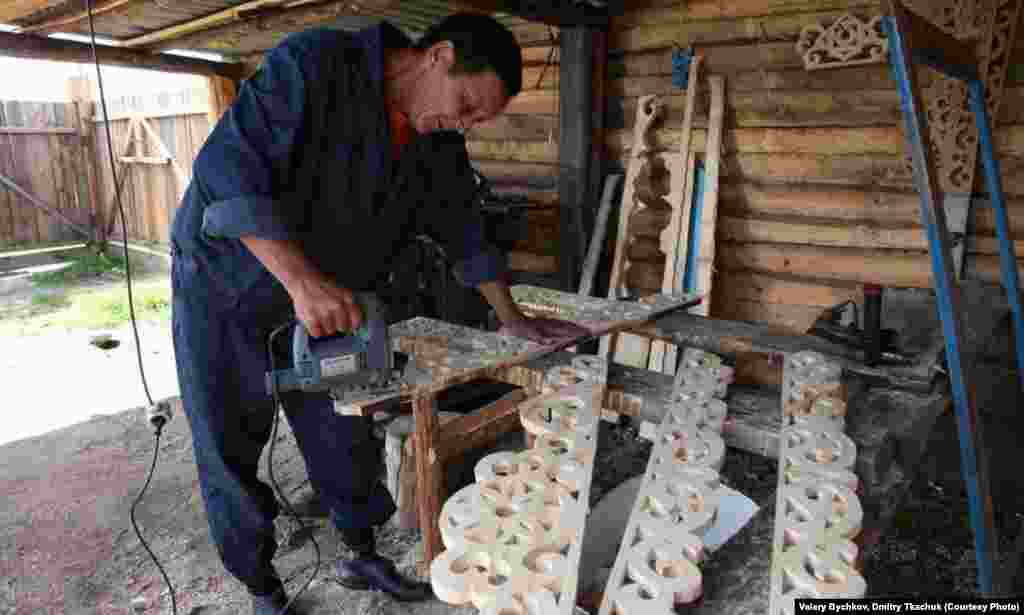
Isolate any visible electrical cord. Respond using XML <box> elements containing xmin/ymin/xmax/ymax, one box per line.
<box><xmin>267</xmin><ymin>320</ymin><xmax>321</xmax><ymax>614</ymax></box>
<box><xmin>84</xmin><ymin>1</ymin><xmax>175</xmax><ymax>613</ymax></box>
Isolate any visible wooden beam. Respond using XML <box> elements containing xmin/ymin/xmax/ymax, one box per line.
<box><xmin>0</xmin><ymin>126</ymin><xmax>76</xmax><ymax>134</ymax></box>
<box><xmin>435</xmin><ymin>389</ymin><xmax>528</xmax><ymax>462</ymax></box>
<box><xmin>0</xmin><ymin>31</ymin><xmax>245</xmax><ymax>79</ymax></box>
<box><xmin>452</xmin><ymin>0</ymin><xmax>616</xmax><ymax>27</ymax></box>
<box><xmin>0</xmin><ymin>0</ymin><xmax>64</xmax><ymax>23</ymax></box>
<box><xmin>888</xmin><ymin>0</ymin><xmax>980</xmax><ymax>80</ymax></box>
<box><xmin>141</xmin><ymin>0</ymin><xmax>399</xmax><ymax>53</ymax></box>
<box><xmin>20</xmin><ymin>0</ymin><xmax>138</xmax><ymax>35</ymax></box>
<box><xmin>119</xmin><ymin>155</ymin><xmax>169</xmax><ymax>165</ymax></box>
<box><xmin>120</xmin><ymin>0</ymin><xmax>291</xmax><ymax>47</ymax></box>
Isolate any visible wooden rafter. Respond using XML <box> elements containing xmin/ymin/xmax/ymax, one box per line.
<box><xmin>451</xmin><ymin>0</ymin><xmax>618</xmax><ymax>27</ymax></box>
<box><xmin>121</xmin><ymin>0</ymin><xmax>295</xmax><ymax>48</ymax></box>
<box><xmin>138</xmin><ymin>0</ymin><xmax>399</xmax><ymax>53</ymax></box>
<box><xmin>0</xmin><ymin>30</ymin><xmax>245</xmax><ymax>79</ymax></box>
<box><xmin>19</xmin><ymin>0</ymin><xmax>138</xmax><ymax>34</ymax></box>
<box><xmin>0</xmin><ymin>0</ymin><xmax>65</xmax><ymax>24</ymax></box>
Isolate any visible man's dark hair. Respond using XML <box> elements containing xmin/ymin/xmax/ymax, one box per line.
<box><xmin>416</xmin><ymin>12</ymin><xmax>522</xmax><ymax>98</ymax></box>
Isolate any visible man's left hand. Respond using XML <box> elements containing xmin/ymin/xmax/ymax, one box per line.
<box><xmin>499</xmin><ymin>316</ymin><xmax>590</xmax><ymax>345</ymax></box>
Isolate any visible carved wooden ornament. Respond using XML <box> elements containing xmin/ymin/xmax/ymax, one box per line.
<box><xmin>797</xmin><ymin>13</ymin><xmax>889</xmax><ymax>70</ymax></box>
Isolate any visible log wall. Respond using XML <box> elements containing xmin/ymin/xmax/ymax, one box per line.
<box><xmin>606</xmin><ymin>0</ymin><xmax>1024</xmax><ymax>333</ymax></box>
<box><xmin>466</xmin><ymin>26</ymin><xmax>562</xmax><ymax>277</ymax></box>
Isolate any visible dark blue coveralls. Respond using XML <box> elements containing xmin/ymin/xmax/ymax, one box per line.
<box><xmin>169</xmin><ymin>22</ymin><xmax>506</xmax><ymax>595</ymax></box>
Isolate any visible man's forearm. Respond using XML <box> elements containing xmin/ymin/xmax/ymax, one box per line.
<box><xmin>240</xmin><ymin>236</ymin><xmax>323</xmax><ymax>294</ymax></box>
<box><xmin>477</xmin><ymin>278</ymin><xmax>526</xmax><ymax>324</ymax></box>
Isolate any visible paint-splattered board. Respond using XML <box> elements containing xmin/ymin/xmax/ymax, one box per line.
<box><xmin>341</xmin><ymin>286</ymin><xmax>702</xmax><ymax>411</ymax></box>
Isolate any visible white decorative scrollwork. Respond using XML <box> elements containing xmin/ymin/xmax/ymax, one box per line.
<box><xmin>797</xmin><ymin>14</ymin><xmax>889</xmax><ymax>70</ymax></box>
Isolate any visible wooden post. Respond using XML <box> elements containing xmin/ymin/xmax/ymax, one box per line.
<box><xmin>412</xmin><ymin>392</ymin><xmax>444</xmax><ymax>573</ymax></box>
<box><xmin>66</xmin><ymin>75</ymin><xmax>100</xmax><ymax>244</ymax></box>
<box><xmin>559</xmin><ymin>26</ymin><xmax>594</xmax><ymax>292</ymax></box>
<box><xmin>206</xmin><ymin>75</ymin><xmax>238</xmax><ymax>126</ymax></box>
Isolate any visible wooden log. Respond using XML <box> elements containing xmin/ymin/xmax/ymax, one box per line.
<box><xmin>719</xmin><ymin>215</ymin><xmax>1024</xmax><ymax>254</ymax></box>
<box><xmin>465</xmin><ymin>139</ymin><xmax>558</xmax><ymax>164</ymax></box>
<box><xmin>719</xmin><ymin>241</ymin><xmax>1024</xmax><ymax>288</ymax></box>
<box><xmin>609</xmin><ymin>9</ymin><xmax>868</xmax><ymax>53</ymax></box>
<box><xmin>612</xmin><ymin>0</ymin><xmax>881</xmax><ymax>31</ymax></box>
<box><xmin>506</xmin><ymin>89</ymin><xmax>559</xmax><ymax>115</ymax></box>
<box><xmin>507</xmin><ymin>250</ymin><xmax>558</xmax><ymax>273</ymax></box>
<box><xmin>608</xmin><ymin>125</ymin><xmax>909</xmax><ymax>157</ymax></box>
<box><xmin>471</xmin><ymin>160</ymin><xmax>558</xmax><ymax>189</ymax></box>
<box><xmin>715</xmin><ymin>271</ymin><xmax>861</xmax><ymax>308</ymax></box>
<box><xmin>719</xmin><ymin>183</ymin><xmax>923</xmax><ymax>226</ymax></box>
<box><xmin>468</xmin><ymin>114</ymin><xmax>559</xmax><ymax>142</ymax></box>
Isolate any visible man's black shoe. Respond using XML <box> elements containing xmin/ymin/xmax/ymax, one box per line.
<box><xmin>250</xmin><ymin>585</ymin><xmax>290</xmax><ymax>615</ymax></box>
<box><xmin>335</xmin><ymin>554</ymin><xmax>433</xmax><ymax>602</ymax></box>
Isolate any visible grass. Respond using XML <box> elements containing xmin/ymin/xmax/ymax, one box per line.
<box><xmin>1</xmin><ymin>275</ymin><xmax>171</xmax><ymax>336</ymax></box>
<box><xmin>30</xmin><ymin>251</ymin><xmax>125</xmax><ymax>286</ymax></box>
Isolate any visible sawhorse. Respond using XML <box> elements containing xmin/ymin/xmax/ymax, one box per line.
<box><xmin>883</xmin><ymin>0</ymin><xmax>1024</xmax><ymax>596</ymax></box>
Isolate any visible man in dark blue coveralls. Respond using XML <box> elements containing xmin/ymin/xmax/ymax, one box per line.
<box><xmin>170</xmin><ymin>11</ymin><xmax>588</xmax><ymax>614</ymax></box>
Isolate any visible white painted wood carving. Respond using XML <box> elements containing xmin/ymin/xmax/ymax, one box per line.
<box><xmin>797</xmin><ymin>13</ymin><xmax>889</xmax><ymax>70</ymax></box>
<box><xmin>769</xmin><ymin>351</ymin><xmax>866</xmax><ymax>615</ymax></box>
<box><xmin>597</xmin><ymin>348</ymin><xmax>733</xmax><ymax>615</ymax></box>
<box><xmin>431</xmin><ymin>356</ymin><xmax>607</xmax><ymax>614</ymax></box>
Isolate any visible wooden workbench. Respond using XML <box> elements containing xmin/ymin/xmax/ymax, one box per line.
<box><xmin>353</xmin><ymin>285</ymin><xmax>948</xmax><ymax>577</ymax></box>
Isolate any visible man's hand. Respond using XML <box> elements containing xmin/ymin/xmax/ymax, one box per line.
<box><xmin>288</xmin><ymin>275</ymin><xmax>363</xmax><ymax>338</ymax></box>
<box><xmin>499</xmin><ymin>316</ymin><xmax>590</xmax><ymax>345</ymax></box>
<box><xmin>240</xmin><ymin>236</ymin><xmax>362</xmax><ymax>338</ymax></box>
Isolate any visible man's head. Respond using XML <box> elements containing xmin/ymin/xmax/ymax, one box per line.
<box><xmin>401</xmin><ymin>12</ymin><xmax>522</xmax><ymax>134</ymax></box>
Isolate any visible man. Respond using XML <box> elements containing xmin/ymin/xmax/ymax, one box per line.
<box><xmin>169</xmin><ymin>12</ymin><xmax>588</xmax><ymax>614</ymax></box>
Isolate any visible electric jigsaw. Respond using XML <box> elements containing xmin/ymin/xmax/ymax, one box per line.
<box><xmin>265</xmin><ymin>293</ymin><xmax>428</xmax><ymax>404</ymax></box>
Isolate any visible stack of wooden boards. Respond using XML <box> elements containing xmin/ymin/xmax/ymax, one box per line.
<box><xmin>600</xmin><ymin>58</ymin><xmax>726</xmax><ymax>375</ymax></box>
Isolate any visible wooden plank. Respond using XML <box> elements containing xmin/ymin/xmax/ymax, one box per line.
<box><xmin>0</xmin><ymin>31</ymin><xmax>244</xmax><ymax>79</ymax></box>
<box><xmin>896</xmin><ymin>0</ymin><xmax>980</xmax><ymax>79</ymax></box>
<box><xmin>650</xmin><ymin>54</ymin><xmax>702</xmax><ymax>374</ymax></box>
<box><xmin>435</xmin><ymin>389</ymin><xmax>528</xmax><ymax>462</ymax></box>
<box><xmin>692</xmin><ymin>74</ymin><xmax>724</xmax><ymax>318</ymax></box>
<box><xmin>19</xmin><ymin>0</ymin><xmax>136</xmax><ymax>33</ymax></box>
<box><xmin>601</xmin><ymin>95</ymin><xmax>667</xmax><ymax>368</ymax></box>
<box><xmin>120</xmin><ymin>156</ymin><xmax>170</xmax><ymax>165</ymax></box>
<box><xmin>0</xmin><ymin>132</ymin><xmax>17</xmax><ymax>243</ymax></box>
<box><xmin>716</xmin><ymin>296</ymin><xmax>830</xmax><ymax>333</ymax></box>
<box><xmin>0</xmin><ymin>126</ymin><xmax>76</xmax><ymax>135</ymax></box>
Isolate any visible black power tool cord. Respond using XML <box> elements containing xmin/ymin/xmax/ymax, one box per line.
<box><xmin>84</xmin><ymin>1</ymin><xmax>177</xmax><ymax>614</ymax></box>
<box><xmin>267</xmin><ymin>320</ymin><xmax>322</xmax><ymax>614</ymax></box>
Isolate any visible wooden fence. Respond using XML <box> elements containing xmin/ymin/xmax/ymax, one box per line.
<box><xmin>0</xmin><ymin>99</ymin><xmax>92</xmax><ymax>246</ymax></box>
<box><xmin>91</xmin><ymin>88</ymin><xmax>212</xmax><ymax>244</ymax></box>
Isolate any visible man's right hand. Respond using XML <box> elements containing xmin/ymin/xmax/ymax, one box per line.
<box><xmin>288</xmin><ymin>275</ymin><xmax>364</xmax><ymax>338</ymax></box>
<box><xmin>239</xmin><ymin>237</ymin><xmax>363</xmax><ymax>338</ymax></box>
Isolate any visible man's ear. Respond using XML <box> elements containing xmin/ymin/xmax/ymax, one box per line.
<box><xmin>429</xmin><ymin>41</ymin><xmax>456</xmax><ymax>70</ymax></box>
